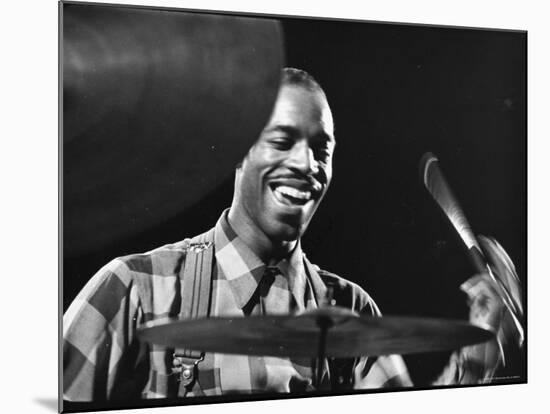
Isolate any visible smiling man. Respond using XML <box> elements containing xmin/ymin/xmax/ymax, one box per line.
<box><xmin>63</xmin><ymin>68</ymin><xmax>521</xmax><ymax>402</ymax></box>
<box><xmin>228</xmin><ymin>71</ymin><xmax>334</xmax><ymax>262</ymax></box>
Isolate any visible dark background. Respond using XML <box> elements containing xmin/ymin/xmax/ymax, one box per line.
<box><xmin>63</xmin><ymin>12</ymin><xmax>526</xmax><ymax>386</ymax></box>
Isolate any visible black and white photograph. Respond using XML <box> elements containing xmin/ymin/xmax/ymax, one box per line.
<box><xmin>8</xmin><ymin>0</ymin><xmax>550</xmax><ymax>413</ymax></box>
<box><xmin>58</xmin><ymin>1</ymin><xmax>528</xmax><ymax>412</ymax></box>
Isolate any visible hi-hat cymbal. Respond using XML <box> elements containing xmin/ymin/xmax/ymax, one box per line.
<box><xmin>137</xmin><ymin>306</ymin><xmax>494</xmax><ymax>358</ymax></box>
<box><xmin>62</xmin><ymin>4</ymin><xmax>284</xmax><ymax>256</ymax></box>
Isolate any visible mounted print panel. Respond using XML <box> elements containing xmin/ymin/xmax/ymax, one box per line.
<box><xmin>60</xmin><ymin>1</ymin><xmax>526</xmax><ymax>412</ymax></box>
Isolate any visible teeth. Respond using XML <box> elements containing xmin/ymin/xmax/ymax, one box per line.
<box><xmin>274</xmin><ymin>185</ymin><xmax>312</xmax><ymax>201</ymax></box>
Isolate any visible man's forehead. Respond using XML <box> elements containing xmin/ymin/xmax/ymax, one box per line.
<box><xmin>268</xmin><ymin>85</ymin><xmax>334</xmax><ymax>136</ymax></box>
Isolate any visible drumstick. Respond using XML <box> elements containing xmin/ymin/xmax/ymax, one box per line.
<box><xmin>419</xmin><ymin>152</ymin><xmax>520</xmax><ymax>317</ymax></box>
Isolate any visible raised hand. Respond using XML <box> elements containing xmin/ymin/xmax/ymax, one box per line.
<box><xmin>459</xmin><ymin>235</ymin><xmax>524</xmax><ymax>381</ymax></box>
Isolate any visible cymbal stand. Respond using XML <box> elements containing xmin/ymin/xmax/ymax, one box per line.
<box><xmin>315</xmin><ymin>313</ymin><xmax>334</xmax><ymax>388</ymax></box>
<box><xmin>315</xmin><ymin>286</ymin><xmax>335</xmax><ymax>388</ymax></box>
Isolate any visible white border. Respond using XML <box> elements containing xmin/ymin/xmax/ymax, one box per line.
<box><xmin>2</xmin><ymin>0</ymin><xmax>547</xmax><ymax>413</ymax></box>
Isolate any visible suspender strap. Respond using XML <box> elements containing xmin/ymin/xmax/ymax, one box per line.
<box><xmin>173</xmin><ymin>228</ymin><xmax>215</xmax><ymax>396</ymax></box>
<box><xmin>179</xmin><ymin>229</ymin><xmax>215</xmax><ymax>339</ymax></box>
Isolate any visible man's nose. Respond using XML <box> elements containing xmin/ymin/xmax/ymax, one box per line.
<box><xmin>286</xmin><ymin>140</ymin><xmax>318</xmax><ymax>175</ymax></box>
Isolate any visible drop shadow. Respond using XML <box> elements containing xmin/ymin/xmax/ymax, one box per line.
<box><xmin>33</xmin><ymin>397</ymin><xmax>58</xmax><ymax>412</ymax></box>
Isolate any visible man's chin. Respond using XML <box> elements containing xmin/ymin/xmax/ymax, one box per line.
<box><xmin>274</xmin><ymin>227</ymin><xmax>302</xmax><ymax>242</ymax></box>
<box><xmin>267</xmin><ymin>215</ymin><xmax>308</xmax><ymax>242</ymax></box>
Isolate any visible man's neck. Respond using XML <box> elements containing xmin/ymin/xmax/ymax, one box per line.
<box><xmin>227</xmin><ymin>208</ymin><xmax>297</xmax><ymax>265</ymax></box>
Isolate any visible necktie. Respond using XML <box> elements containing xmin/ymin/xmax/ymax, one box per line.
<box><xmin>258</xmin><ymin>266</ymin><xmax>308</xmax><ymax>314</ymax></box>
<box><xmin>256</xmin><ymin>267</ymin><xmax>315</xmax><ymax>392</ymax></box>
<box><xmin>258</xmin><ymin>267</ymin><xmax>288</xmax><ymax>314</ymax></box>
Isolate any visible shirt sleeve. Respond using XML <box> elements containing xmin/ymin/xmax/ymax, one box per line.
<box><xmin>62</xmin><ymin>258</ymin><xmax>144</xmax><ymax>401</ymax></box>
<box><xmin>351</xmin><ymin>301</ymin><xmax>501</xmax><ymax>388</ymax></box>
<box><xmin>352</xmin><ymin>296</ymin><xmax>414</xmax><ymax>389</ymax></box>
<box><xmin>433</xmin><ymin>340</ymin><xmax>503</xmax><ymax>385</ymax></box>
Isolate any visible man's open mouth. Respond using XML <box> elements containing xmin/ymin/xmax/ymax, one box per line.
<box><xmin>269</xmin><ymin>181</ymin><xmax>318</xmax><ymax>207</ymax></box>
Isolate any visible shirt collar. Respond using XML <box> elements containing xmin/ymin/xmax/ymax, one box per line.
<box><xmin>303</xmin><ymin>255</ymin><xmax>328</xmax><ymax>307</ymax></box>
<box><xmin>214</xmin><ymin>209</ymin><xmax>307</xmax><ymax>309</ymax></box>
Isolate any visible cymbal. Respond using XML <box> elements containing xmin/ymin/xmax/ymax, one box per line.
<box><xmin>62</xmin><ymin>4</ymin><xmax>284</xmax><ymax>256</ymax></box>
<box><xmin>137</xmin><ymin>306</ymin><xmax>494</xmax><ymax>358</ymax></box>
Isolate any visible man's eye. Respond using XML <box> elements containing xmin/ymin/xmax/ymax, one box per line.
<box><xmin>271</xmin><ymin>138</ymin><xmax>293</xmax><ymax>149</ymax></box>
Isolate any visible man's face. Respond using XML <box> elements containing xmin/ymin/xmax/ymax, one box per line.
<box><xmin>235</xmin><ymin>84</ymin><xmax>335</xmax><ymax>242</ymax></box>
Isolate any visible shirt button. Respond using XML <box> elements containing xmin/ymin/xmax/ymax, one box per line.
<box><xmin>182</xmin><ymin>368</ymin><xmax>192</xmax><ymax>379</ymax></box>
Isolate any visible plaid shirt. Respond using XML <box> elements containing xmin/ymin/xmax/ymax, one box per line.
<box><xmin>65</xmin><ymin>210</ymin><xmax>483</xmax><ymax>402</ymax></box>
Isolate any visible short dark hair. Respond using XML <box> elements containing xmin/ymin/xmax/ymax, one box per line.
<box><xmin>281</xmin><ymin>67</ymin><xmax>325</xmax><ymax>95</ymax></box>
<box><xmin>236</xmin><ymin>68</ymin><xmax>329</xmax><ymax>169</ymax></box>
<box><xmin>281</xmin><ymin>67</ymin><xmax>333</xmax><ymax>133</ymax></box>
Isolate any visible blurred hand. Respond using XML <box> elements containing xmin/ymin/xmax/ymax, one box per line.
<box><xmin>459</xmin><ymin>235</ymin><xmax>524</xmax><ymax>380</ymax></box>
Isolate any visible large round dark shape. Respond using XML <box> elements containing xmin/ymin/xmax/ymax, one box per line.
<box><xmin>62</xmin><ymin>4</ymin><xmax>284</xmax><ymax>255</ymax></box>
